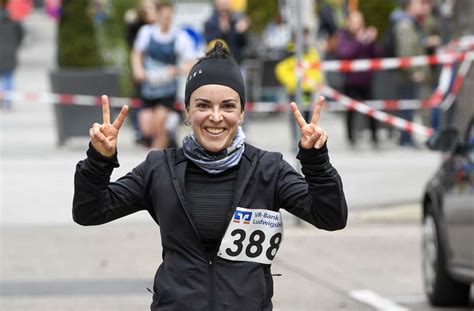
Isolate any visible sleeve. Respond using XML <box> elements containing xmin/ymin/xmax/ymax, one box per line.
<box><xmin>133</xmin><ymin>24</ymin><xmax>150</xmax><ymax>52</ymax></box>
<box><xmin>176</xmin><ymin>30</ymin><xmax>199</xmax><ymax>61</ymax></box>
<box><xmin>277</xmin><ymin>144</ymin><xmax>348</xmax><ymax>230</ymax></box>
<box><xmin>72</xmin><ymin>144</ymin><xmax>151</xmax><ymax>226</ymax></box>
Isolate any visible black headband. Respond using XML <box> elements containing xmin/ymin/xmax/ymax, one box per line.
<box><xmin>184</xmin><ymin>58</ymin><xmax>245</xmax><ymax>110</ymax></box>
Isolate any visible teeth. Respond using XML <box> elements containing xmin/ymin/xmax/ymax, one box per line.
<box><xmin>206</xmin><ymin>128</ymin><xmax>225</xmax><ymax>134</ymax></box>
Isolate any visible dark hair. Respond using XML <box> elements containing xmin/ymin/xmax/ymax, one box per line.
<box><xmin>198</xmin><ymin>41</ymin><xmax>232</xmax><ymax>64</ymax></box>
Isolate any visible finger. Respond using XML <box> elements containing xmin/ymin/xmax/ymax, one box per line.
<box><xmin>290</xmin><ymin>102</ymin><xmax>307</xmax><ymax>128</ymax></box>
<box><xmin>314</xmin><ymin>130</ymin><xmax>328</xmax><ymax>149</ymax></box>
<box><xmin>311</xmin><ymin>96</ymin><xmax>325</xmax><ymax>126</ymax></box>
<box><xmin>102</xmin><ymin>95</ymin><xmax>111</xmax><ymax>124</ymax></box>
<box><xmin>89</xmin><ymin>128</ymin><xmax>96</xmax><ymax>143</ymax></box>
<box><xmin>112</xmin><ymin>105</ymin><xmax>129</xmax><ymax>130</ymax></box>
<box><xmin>306</xmin><ymin>128</ymin><xmax>322</xmax><ymax>146</ymax></box>
<box><xmin>92</xmin><ymin>123</ymin><xmax>107</xmax><ymax>143</ymax></box>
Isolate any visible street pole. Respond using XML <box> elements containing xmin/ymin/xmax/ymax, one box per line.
<box><xmin>294</xmin><ymin>0</ymin><xmax>303</xmax><ymax>111</ymax></box>
<box><xmin>452</xmin><ymin>0</ymin><xmax>474</xmax><ymax>131</ymax></box>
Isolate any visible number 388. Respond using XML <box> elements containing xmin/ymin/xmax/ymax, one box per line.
<box><xmin>225</xmin><ymin>229</ymin><xmax>282</xmax><ymax>261</ymax></box>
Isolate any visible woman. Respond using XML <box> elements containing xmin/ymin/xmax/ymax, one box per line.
<box><xmin>74</xmin><ymin>43</ymin><xmax>347</xmax><ymax>310</ymax></box>
<box><xmin>336</xmin><ymin>10</ymin><xmax>379</xmax><ymax>147</ymax></box>
<box><xmin>131</xmin><ymin>2</ymin><xmax>196</xmax><ymax>148</ymax></box>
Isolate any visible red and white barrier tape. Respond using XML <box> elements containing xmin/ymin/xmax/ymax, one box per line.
<box><xmin>321</xmin><ymin>85</ymin><xmax>434</xmax><ymax>137</ymax></box>
<box><xmin>439</xmin><ymin>59</ymin><xmax>473</xmax><ymax>111</ymax></box>
<box><xmin>300</xmin><ymin>62</ymin><xmax>454</xmax><ymax>112</ymax></box>
<box><xmin>1</xmin><ymin>91</ymin><xmax>142</xmax><ymax>108</ymax></box>
<box><xmin>306</xmin><ymin>50</ymin><xmax>473</xmax><ymax>72</ymax></box>
<box><xmin>0</xmin><ymin>90</ymin><xmax>452</xmax><ymax>113</ymax></box>
<box><xmin>441</xmin><ymin>36</ymin><xmax>474</xmax><ymax>53</ymax></box>
<box><xmin>0</xmin><ymin>61</ymin><xmax>456</xmax><ymax>114</ymax></box>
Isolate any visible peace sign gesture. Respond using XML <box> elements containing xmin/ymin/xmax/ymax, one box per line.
<box><xmin>89</xmin><ymin>95</ymin><xmax>129</xmax><ymax>157</ymax></box>
<box><xmin>290</xmin><ymin>96</ymin><xmax>328</xmax><ymax>149</ymax></box>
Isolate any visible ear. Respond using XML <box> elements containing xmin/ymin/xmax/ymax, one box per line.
<box><xmin>239</xmin><ymin>110</ymin><xmax>245</xmax><ymax>122</ymax></box>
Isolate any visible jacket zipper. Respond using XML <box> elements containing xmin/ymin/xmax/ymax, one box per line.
<box><xmin>166</xmin><ymin>149</ymin><xmax>259</xmax><ymax>311</ymax></box>
<box><xmin>208</xmin><ymin>259</ymin><xmax>215</xmax><ymax>311</ymax></box>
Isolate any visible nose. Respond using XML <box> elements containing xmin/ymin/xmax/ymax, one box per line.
<box><xmin>209</xmin><ymin>107</ymin><xmax>223</xmax><ymax>122</ymax></box>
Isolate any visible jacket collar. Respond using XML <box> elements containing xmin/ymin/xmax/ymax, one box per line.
<box><xmin>167</xmin><ymin>144</ymin><xmax>260</xmax><ymax>251</ymax></box>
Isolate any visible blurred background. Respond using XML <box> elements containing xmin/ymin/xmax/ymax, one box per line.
<box><xmin>1</xmin><ymin>0</ymin><xmax>473</xmax><ymax>310</ymax></box>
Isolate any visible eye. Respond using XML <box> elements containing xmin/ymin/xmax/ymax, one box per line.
<box><xmin>222</xmin><ymin>103</ymin><xmax>237</xmax><ymax>110</ymax></box>
<box><xmin>195</xmin><ymin>102</ymin><xmax>209</xmax><ymax>109</ymax></box>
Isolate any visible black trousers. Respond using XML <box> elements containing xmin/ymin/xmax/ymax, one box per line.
<box><xmin>343</xmin><ymin>85</ymin><xmax>378</xmax><ymax>145</ymax></box>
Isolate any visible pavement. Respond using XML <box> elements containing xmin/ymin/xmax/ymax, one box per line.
<box><xmin>1</xmin><ymin>10</ymin><xmax>459</xmax><ymax>311</ymax></box>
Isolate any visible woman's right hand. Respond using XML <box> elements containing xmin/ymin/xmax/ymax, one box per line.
<box><xmin>89</xmin><ymin>95</ymin><xmax>129</xmax><ymax>157</ymax></box>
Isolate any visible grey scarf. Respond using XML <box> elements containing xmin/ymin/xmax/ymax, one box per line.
<box><xmin>182</xmin><ymin>126</ymin><xmax>246</xmax><ymax>174</ymax></box>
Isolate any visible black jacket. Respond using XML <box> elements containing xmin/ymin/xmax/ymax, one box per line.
<box><xmin>204</xmin><ymin>10</ymin><xmax>247</xmax><ymax>63</ymax></box>
<box><xmin>73</xmin><ymin>143</ymin><xmax>347</xmax><ymax>310</ymax></box>
<box><xmin>0</xmin><ymin>9</ymin><xmax>24</xmax><ymax>72</ymax></box>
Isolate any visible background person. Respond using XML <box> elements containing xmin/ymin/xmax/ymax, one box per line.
<box><xmin>73</xmin><ymin>43</ymin><xmax>347</xmax><ymax>310</ymax></box>
<box><xmin>204</xmin><ymin>0</ymin><xmax>249</xmax><ymax>64</ymax></box>
<box><xmin>125</xmin><ymin>0</ymin><xmax>158</xmax><ymax>145</ymax></box>
<box><xmin>336</xmin><ymin>10</ymin><xmax>379</xmax><ymax>148</ymax></box>
<box><xmin>0</xmin><ymin>0</ymin><xmax>24</xmax><ymax>111</ymax></box>
<box><xmin>275</xmin><ymin>28</ymin><xmax>324</xmax><ymax>153</ymax></box>
<box><xmin>393</xmin><ymin>0</ymin><xmax>431</xmax><ymax>147</ymax></box>
<box><xmin>131</xmin><ymin>1</ymin><xmax>196</xmax><ymax>149</ymax></box>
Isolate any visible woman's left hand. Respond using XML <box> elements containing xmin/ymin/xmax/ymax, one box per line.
<box><xmin>290</xmin><ymin>96</ymin><xmax>328</xmax><ymax>149</ymax></box>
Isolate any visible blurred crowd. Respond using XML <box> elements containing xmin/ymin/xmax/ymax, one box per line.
<box><xmin>0</xmin><ymin>0</ymin><xmax>460</xmax><ymax>150</ymax></box>
<box><xmin>122</xmin><ymin>0</ymin><xmax>456</xmax><ymax>150</ymax></box>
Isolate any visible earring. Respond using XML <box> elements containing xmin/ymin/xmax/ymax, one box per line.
<box><xmin>239</xmin><ymin>120</ymin><xmax>245</xmax><ymax>126</ymax></box>
<box><xmin>184</xmin><ymin>119</ymin><xmax>191</xmax><ymax>126</ymax></box>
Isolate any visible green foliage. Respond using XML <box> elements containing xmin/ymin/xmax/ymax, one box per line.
<box><xmin>246</xmin><ymin>0</ymin><xmax>279</xmax><ymax>33</ymax></box>
<box><xmin>57</xmin><ymin>0</ymin><xmax>103</xmax><ymax>67</ymax></box>
<box><xmin>95</xmin><ymin>0</ymin><xmax>140</xmax><ymax>96</ymax></box>
<box><xmin>359</xmin><ymin>0</ymin><xmax>397</xmax><ymax>37</ymax></box>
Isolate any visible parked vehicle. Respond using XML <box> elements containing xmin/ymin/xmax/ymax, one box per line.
<box><xmin>422</xmin><ymin>117</ymin><xmax>474</xmax><ymax>306</ymax></box>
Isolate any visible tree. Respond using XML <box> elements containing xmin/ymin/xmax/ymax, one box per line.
<box><xmin>57</xmin><ymin>0</ymin><xmax>103</xmax><ymax>68</ymax></box>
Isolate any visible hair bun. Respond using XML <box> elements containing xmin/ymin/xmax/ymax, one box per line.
<box><xmin>206</xmin><ymin>40</ymin><xmax>231</xmax><ymax>58</ymax></box>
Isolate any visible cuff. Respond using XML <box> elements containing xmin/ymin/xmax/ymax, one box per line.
<box><xmin>86</xmin><ymin>142</ymin><xmax>119</xmax><ymax>168</ymax></box>
<box><xmin>296</xmin><ymin>142</ymin><xmax>329</xmax><ymax>165</ymax></box>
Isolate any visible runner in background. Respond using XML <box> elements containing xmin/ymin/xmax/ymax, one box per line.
<box><xmin>131</xmin><ymin>1</ymin><xmax>197</xmax><ymax>149</ymax></box>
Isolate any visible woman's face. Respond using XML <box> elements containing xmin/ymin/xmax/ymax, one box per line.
<box><xmin>347</xmin><ymin>11</ymin><xmax>364</xmax><ymax>34</ymax></box>
<box><xmin>186</xmin><ymin>84</ymin><xmax>244</xmax><ymax>153</ymax></box>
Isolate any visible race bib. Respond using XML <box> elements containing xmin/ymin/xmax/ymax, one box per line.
<box><xmin>218</xmin><ymin>207</ymin><xmax>284</xmax><ymax>264</ymax></box>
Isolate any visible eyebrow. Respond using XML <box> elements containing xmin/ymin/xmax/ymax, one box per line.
<box><xmin>194</xmin><ymin>98</ymin><xmax>238</xmax><ymax>103</ymax></box>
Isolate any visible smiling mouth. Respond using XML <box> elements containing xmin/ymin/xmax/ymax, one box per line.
<box><xmin>204</xmin><ymin>127</ymin><xmax>226</xmax><ymax>135</ymax></box>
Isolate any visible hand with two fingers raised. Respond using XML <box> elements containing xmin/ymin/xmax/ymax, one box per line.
<box><xmin>89</xmin><ymin>95</ymin><xmax>129</xmax><ymax>157</ymax></box>
<box><xmin>290</xmin><ymin>96</ymin><xmax>328</xmax><ymax>150</ymax></box>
